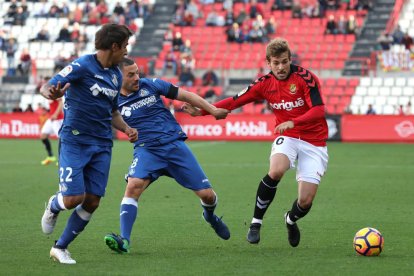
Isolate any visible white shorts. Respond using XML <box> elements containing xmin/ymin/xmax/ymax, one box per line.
<box><xmin>41</xmin><ymin>119</ymin><xmax>63</xmax><ymax>137</ymax></box>
<box><xmin>270</xmin><ymin>136</ymin><xmax>328</xmax><ymax>185</ymax></box>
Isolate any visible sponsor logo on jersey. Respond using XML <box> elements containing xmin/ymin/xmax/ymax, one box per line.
<box><xmin>129</xmin><ymin>95</ymin><xmax>157</xmax><ymax>110</ymax></box>
<box><xmin>58</xmin><ymin>65</ymin><xmax>72</xmax><ymax>77</ymax></box>
<box><xmin>89</xmin><ymin>83</ymin><xmax>118</xmax><ymax>98</ymax></box>
<box><xmin>121</xmin><ymin>106</ymin><xmax>132</xmax><ymax>117</ymax></box>
<box><xmin>289</xmin><ymin>84</ymin><xmax>297</xmax><ymax>94</ymax></box>
<box><xmin>94</xmin><ymin>74</ymin><xmax>104</xmax><ymax>80</ymax></box>
<box><xmin>269</xmin><ymin>97</ymin><xmax>305</xmax><ymax>111</ymax></box>
<box><xmin>111</xmin><ymin>74</ymin><xmax>118</xmax><ymax>86</ymax></box>
<box><xmin>139</xmin><ymin>89</ymin><xmax>149</xmax><ymax>97</ymax></box>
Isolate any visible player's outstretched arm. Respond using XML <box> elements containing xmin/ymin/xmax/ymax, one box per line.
<box><xmin>111</xmin><ymin>110</ymin><xmax>138</xmax><ymax>142</ymax></box>
<box><xmin>176</xmin><ymin>89</ymin><xmax>229</xmax><ymax>120</ymax></box>
<box><xmin>40</xmin><ymin>82</ymin><xmax>69</xmax><ymax>100</ymax></box>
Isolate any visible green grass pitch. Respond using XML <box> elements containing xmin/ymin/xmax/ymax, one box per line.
<box><xmin>0</xmin><ymin>139</ymin><xmax>413</xmax><ymax>275</ymax></box>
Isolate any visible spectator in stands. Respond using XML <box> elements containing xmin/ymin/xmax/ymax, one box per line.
<box><xmin>405</xmin><ymin>102</ymin><xmax>412</xmax><ymax>115</ymax></box>
<box><xmin>392</xmin><ymin>25</ymin><xmax>404</xmax><ymax>44</ymax></box>
<box><xmin>346</xmin><ymin>14</ymin><xmax>358</xmax><ymax>35</ymax></box>
<box><xmin>224</xmin><ymin>8</ymin><xmax>235</xmax><ymax>26</ymax></box>
<box><xmin>56</xmin><ymin>23</ymin><xmax>72</xmax><ymax>42</ymax></box>
<box><xmin>54</xmin><ymin>51</ymin><xmax>69</xmax><ymax>73</ymax></box>
<box><xmin>5</xmin><ymin>37</ymin><xmax>17</xmax><ymax>76</ymax></box>
<box><xmin>61</xmin><ymin>2</ymin><xmax>70</xmax><ymax>18</ymax></box>
<box><xmin>223</xmin><ymin>0</ymin><xmax>234</xmax><ymax>12</ymax></box>
<box><xmin>354</xmin><ymin>0</ymin><xmax>373</xmax><ymax>11</ymax></box>
<box><xmin>402</xmin><ymin>32</ymin><xmax>413</xmax><ymax>52</ymax></box>
<box><xmin>249</xmin><ymin>25</ymin><xmax>267</xmax><ymax>43</ymax></box>
<box><xmin>147</xmin><ymin>55</ymin><xmax>157</xmax><ymax>76</ymax></box>
<box><xmin>203</xmin><ymin>85</ymin><xmax>217</xmax><ymax>103</ymax></box>
<box><xmin>226</xmin><ymin>22</ymin><xmax>244</xmax><ymax>43</ymax></box>
<box><xmin>180</xmin><ymin>51</ymin><xmax>195</xmax><ymax>71</ymax></box>
<box><xmin>178</xmin><ymin>67</ymin><xmax>196</xmax><ymax>87</ymax></box>
<box><xmin>325</xmin><ymin>15</ymin><xmax>338</xmax><ymax>34</ymax></box>
<box><xmin>180</xmin><ymin>39</ymin><xmax>193</xmax><ymax>56</ymax></box>
<box><xmin>48</xmin><ymin>1</ymin><xmax>62</xmax><ymax>18</ymax></box>
<box><xmin>249</xmin><ymin>0</ymin><xmax>264</xmax><ymax>19</ymax></box>
<box><xmin>206</xmin><ymin>9</ymin><xmax>225</xmax><ymax>26</ymax></box>
<box><xmin>187</xmin><ymin>0</ymin><xmax>201</xmax><ymax>19</ymax></box>
<box><xmin>162</xmin><ymin>50</ymin><xmax>178</xmax><ymax>75</ymax></box>
<box><xmin>202</xmin><ymin>69</ymin><xmax>219</xmax><ymax>86</ymax></box>
<box><xmin>396</xmin><ymin>104</ymin><xmax>404</xmax><ymax>115</ymax></box>
<box><xmin>318</xmin><ymin>0</ymin><xmax>328</xmax><ymax>17</ymax></box>
<box><xmin>25</xmin><ymin>104</ymin><xmax>34</xmax><ymax>113</ymax></box>
<box><xmin>172</xmin><ymin>32</ymin><xmax>184</xmax><ymax>51</ymax></box>
<box><xmin>70</xmin><ymin>3</ymin><xmax>83</xmax><ymax>24</ymax></box>
<box><xmin>291</xmin><ymin>1</ymin><xmax>302</xmax><ymax>18</ymax></box>
<box><xmin>17</xmin><ymin>48</ymin><xmax>32</xmax><ymax>76</ymax></box>
<box><xmin>302</xmin><ymin>2</ymin><xmax>316</xmax><ymax>18</ymax></box>
<box><xmin>164</xmin><ymin>27</ymin><xmax>174</xmax><ymax>42</ymax></box>
<box><xmin>96</xmin><ymin>0</ymin><xmax>109</xmax><ymax>18</ymax></box>
<box><xmin>183</xmin><ymin>10</ymin><xmax>195</xmax><ymax>26</ymax></box>
<box><xmin>12</xmin><ymin>6</ymin><xmax>27</xmax><ymax>25</ymax></box>
<box><xmin>174</xmin><ymin>0</ymin><xmax>186</xmax><ymax>25</ymax></box>
<box><xmin>271</xmin><ymin>0</ymin><xmax>286</xmax><ymax>11</ymax></box>
<box><xmin>235</xmin><ymin>6</ymin><xmax>248</xmax><ymax>26</ymax></box>
<box><xmin>30</xmin><ymin>24</ymin><xmax>50</xmax><ymax>42</ymax></box>
<box><xmin>377</xmin><ymin>31</ymin><xmax>393</xmax><ymax>51</ymax></box>
<box><xmin>12</xmin><ymin>104</ymin><xmax>23</xmax><ymax>113</ymax></box>
<box><xmin>0</xmin><ymin>30</ymin><xmax>8</xmax><ymax>51</ymax></box>
<box><xmin>366</xmin><ymin>104</ymin><xmax>376</xmax><ymax>115</ymax></box>
<box><xmin>326</xmin><ymin>0</ymin><xmax>339</xmax><ymax>10</ymax></box>
<box><xmin>113</xmin><ymin>2</ymin><xmax>125</xmax><ymax>16</ymax></box>
<box><xmin>70</xmin><ymin>22</ymin><xmax>82</xmax><ymax>42</ymax></box>
<box><xmin>337</xmin><ymin>15</ymin><xmax>347</xmax><ymax>34</ymax></box>
<box><xmin>265</xmin><ymin>17</ymin><xmax>277</xmax><ymax>35</ymax></box>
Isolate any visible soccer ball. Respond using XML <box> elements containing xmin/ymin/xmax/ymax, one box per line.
<box><xmin>353</xmin><ymin>227</ymin><xmax>384</xmax><ymax>256</ymax></box>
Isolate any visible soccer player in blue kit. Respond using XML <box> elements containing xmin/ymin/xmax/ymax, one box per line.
<box><xmin>40</xmin><ymin>24</ymin><xmax>138</xmax><ymax>264</ymax></box>
<box><xmin>104</xmin><ymin>58</ymin><xmax>230</xmax><ymax>254</ymax></box>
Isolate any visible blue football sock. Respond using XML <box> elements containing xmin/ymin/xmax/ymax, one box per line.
<box><xmin>120</xmin><ymin>197</ymin><xmax>138</xmax><ymax>243</ymax></box>
<box><xmin>201</xmin><ymin>193</ymin><xmax>217</xmax><ymax>220</ymax></box>
<box><xmin>55</xmin><ymin>205</ymin><xmax>91</xmax><ymax>249</ymax></box>
<box><xmin>50</xmin><ymin>192</ymin><xmax>66</xmax><ymax>214</ymax></box>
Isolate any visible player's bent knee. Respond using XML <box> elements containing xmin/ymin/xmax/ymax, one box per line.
<box><xmin>63</xmin><ymin>194</ymin><xmax>84</xmax><ymax>209</ymax></box>
<box><xmin>298</xmin><ymin>198</ymin><xmax>313</xmax><ymax>209</ymax></box>
<box><xmin>126</xmin><ymin>178</ymin><xmax>149</xmax><ymax>198</ymax></box>
<box><xmin>268</xmin><ymin>171</ymin><xmax>284</xmax><ymax>181</ymax></box>
<box><xmin>195</xmin><ymin>188</ymin><xmax>215</xmax><ymax>204</ymax></box>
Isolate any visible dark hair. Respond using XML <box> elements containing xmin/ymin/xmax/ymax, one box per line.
<box><xmin>119</xmin><ymin>57</ymin><xmax>135</xmax><ymax>69</ymax></box>
<box><xmin>95</xmin><ymin>24</ymin><xmax>133</xmax><ymax>50</ymax></box>
<box><xmin>266</xmin><ymin>38</ymin><xmax>291</xmax><ymax>61</ymax></box>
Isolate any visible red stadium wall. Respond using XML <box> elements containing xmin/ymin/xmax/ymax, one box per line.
<box><xmin>1</xmin><ymin>113</ymin><xmax>414</xmax><ymax>143</ymax></box>
<box><xmin>342</xmin><ymin>115</ymin><xmax>414</xmax><ymax>143</ymax></box>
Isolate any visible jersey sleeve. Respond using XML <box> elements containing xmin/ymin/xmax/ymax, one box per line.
<box><xmin>50</xmin><ymin>61</ymin><xmax>85</xmax><ymax>87</ymax></box>
<box><xmin>214</xmin><ymin>80</ymin><xmax>264</xmax><ymax>110</ymax></box>
<box><xmin>296</xmin><ymin>67</ymin><xmax>324</xmax><ymax>108</ymax></box>
<box><xmin>112</xmin><ymin>70</ymin><xmax>122</xmax><ymax>111</ymax></box>
<box><xmin>148</xmin><ymin>78</ymin><xmax>179</xmax><ymax>99</ymax></box>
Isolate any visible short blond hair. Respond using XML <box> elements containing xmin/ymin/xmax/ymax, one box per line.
<box><xmin>266</xmin><ymin>38</ymin><xmax>291</xmax><ymax>61</ymax></box>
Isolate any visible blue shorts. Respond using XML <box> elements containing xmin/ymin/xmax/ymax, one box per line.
<box><xmin>58</xmin><ymin>142</ymin><xmax>112</xmax><ymax>197</ymax></box>
<box><xmin>127</xmin><ymin>140</ymin><xmax>211</xmax><ymax>191</ymax></box>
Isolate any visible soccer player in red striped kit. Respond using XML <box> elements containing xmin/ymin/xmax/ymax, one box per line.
<box><xmin>182</xmin><ymin>38</ymin><xmax>329</xmax><ymax>247</ymax></box>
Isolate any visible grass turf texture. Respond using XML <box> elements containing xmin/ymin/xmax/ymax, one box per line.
<box><xmin>0</xmin><ymin>139</ymin><xmax>413</xmax><ymax>275</ymax></box>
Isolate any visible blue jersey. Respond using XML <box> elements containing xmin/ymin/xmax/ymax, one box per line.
<box><xmin>118</xmin><ymin>78</ymin><xmax>187</xmax><ymax>147</ymax></box>
<box><xmin>50</xmin><ymin>54</ymin><xmax>122</xmax><ymax>146</ymax></box>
